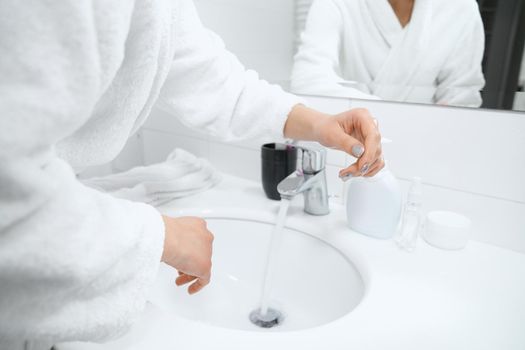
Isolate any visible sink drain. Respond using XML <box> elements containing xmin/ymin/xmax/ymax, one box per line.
<box><xmin>249</xmin><ymin>308</ymin><xmax>284</xmax><ymax>328</ymax></box>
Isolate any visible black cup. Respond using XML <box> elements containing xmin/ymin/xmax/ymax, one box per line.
<box><xmin>261</xmin><ymin>143</ymin><xmax>298</xmax><ymax>200</ymax></box>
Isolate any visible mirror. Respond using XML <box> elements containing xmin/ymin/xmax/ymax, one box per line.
<box><xmin>291</xmin><ymin>0</ymin><xmax>525</xmax><ymax>111</ymax></box>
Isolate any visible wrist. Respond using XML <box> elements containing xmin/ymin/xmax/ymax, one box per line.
<box><xmin>284</xmin><ymin>104</ymin><xmax>331</xmax><ymax>141</ymax></box>
<box><xmin>161</xmin><ymin>215</ymin><xmax>177</xmax><ymax>264</ymax></box>
<box><xmin>310</xmin><ymin>111</ymin><xmax>331</xmax><ymax>142</ymax></box>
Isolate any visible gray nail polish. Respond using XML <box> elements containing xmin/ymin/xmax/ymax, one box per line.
<box><xmin>340</xmin><ymin>173</ymin><xmax>353</xmax><ymax>182</ymax></box>
<box><xmin>352</xmin><ymin>145</ymin><xmax>365</xmax><ymax>158</ymax></box>
<box><xmin>360</xmin><ymin>163</ymin><xmax>370</xmax><ymax>175</ymax></box>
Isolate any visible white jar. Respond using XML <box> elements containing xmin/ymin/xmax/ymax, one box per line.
<box><xmin>422</xmin><ymin>211</ymin><xmax>471</xmax><ymax>250</ymax></box>
<box><xmin>346</xmin><ymin>168</ymin><xmax>402</xmax><ymax>239</ymax></box>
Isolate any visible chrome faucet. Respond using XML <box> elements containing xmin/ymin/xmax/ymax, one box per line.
<box><xmin>277</xmin><ymin>145</ymin><xmax>330</xmax><ymax>215</ymax></box>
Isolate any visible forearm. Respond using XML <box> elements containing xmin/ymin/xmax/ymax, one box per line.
<box><xmin>283</xmin><ymin>104</ymin><xmax>330</xmax><ymax>141</ymax></box>
<box><xmin>158</xmin><ymin>0</ymin><xmax>302</xmax><ymax>142</ymax></box>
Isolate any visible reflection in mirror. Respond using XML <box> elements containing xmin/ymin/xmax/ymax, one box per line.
<box><xmin>291</xmin><ymin>0</ymin><xmax>525</xmax><ymax>111</ymax></box>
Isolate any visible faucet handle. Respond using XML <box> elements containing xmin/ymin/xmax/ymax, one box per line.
<box><xmin>299</xmin><ymin>144</ymin><xmax>326</xmax><ymax>174</ymax></box>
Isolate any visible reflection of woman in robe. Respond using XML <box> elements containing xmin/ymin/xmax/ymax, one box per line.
<box><xmin>291</xmin><ymin>0</ymin><xmax>486</xmax><ymax>107</ymax></box>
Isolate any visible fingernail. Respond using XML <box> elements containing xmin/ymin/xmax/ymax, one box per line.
<box><xmin>360</xmin><ymin>163</ymin><xmax>370</xmax><ymax>175</ymax></box>
<box><xmin>352</xmin><ymin>145</ymin><xmax>365</xmax><ymax>158</ymax></box>
<box><xmin>340</xmin><ymin>173</ymin><xmax>353</xmax><ymax>182</ymax></box>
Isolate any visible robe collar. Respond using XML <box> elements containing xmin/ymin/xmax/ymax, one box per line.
<box><xmin>365</xmin><ymin>0</ymin><xmax>430</xmax><ymax>48</ymax></box>
<box><xmin>365</xmin><ymin>0</ymin><xmax>434</xmax><ymax>97</ymax></box>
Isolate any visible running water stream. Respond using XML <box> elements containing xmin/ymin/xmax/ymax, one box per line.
<box><xmin>249</xmin><ymin>198</ymin><xmax>291</xmax><ymax>328</ymax></box>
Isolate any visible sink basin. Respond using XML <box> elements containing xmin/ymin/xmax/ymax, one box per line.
<box><xmin>149</xmin><ymin>213</ymin><xmax>365</xmax><ymax>332</ymax></box>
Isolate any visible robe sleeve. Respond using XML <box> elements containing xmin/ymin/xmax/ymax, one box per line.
<box><xmin>289</xmin><ymin>0</ymin><xmax>379</xmax><ymax>100</ymax></box>
<box><xmin>434</xmin><ymin>8</ymin><xmax>485</xmax><ymax>107</ymax></box>
<box><xmin>157</xmin><ymin>0</ymin><xmax>303</xmax><ymax>142</ymax></box>
<box><xmin>0</xmin><ymin>0</ymin><xmax>165</xmax><ymax>345</ymax></box>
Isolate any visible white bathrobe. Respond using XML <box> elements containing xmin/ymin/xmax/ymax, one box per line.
<box><xmin>0</xmin><ymin>0</ymin><xmax>300</xmax><ymax>348</ymax></box>
<box><xmin>291</xmin><ymin>0</ymin><xmax>486</xmax><ymax>107</ymax></box>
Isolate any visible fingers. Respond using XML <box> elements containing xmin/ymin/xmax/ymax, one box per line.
<box><xmin>188</xmin><ymin>273</ymin><xmax>211</xmax><ymax>295</ymax></box>
<box><xmin>352</xmin><ymin>109</ymin><xmax>382</xmax><ymax>174</ymax></box>
<box><xmin>176</xmin><ymin>271</ymin><xmax>211</xmax><ymax>295</ymax></box>
<box><xmin>364</xmin><ymin>156</ymin><xmax>385</xmax><ymax>177</ymax></box>
<box><xmin>338</xmin><ymin>135</ymin><xmax>366</xmax><ymax>159</ymax></box>
<box><xmin>176</xmin><ymin>273</ymin><xmax>197</xmax><ymax>286</ymax></box>
<box><xmin>339</xmin><ymin>154</ymin><xmax>385</xmax><ymax>180</ymax></box>
<box><xmin>165</xmin><ymin>216</ymin><xmax>214</xmax><ymax>295</ymax></box>
<box><xmin>338</xmin><ymin>163</ymin><xmax>359</xmax><ymax>181</ymax></box>
<box><xmin>325</xmin><ymin>127</ymin><xmax>366</xmax><ymax>159</ymax></box>
<box><xmin>336</xmin><ymin>109</ymin><xmax>383</xmax><ymax>179</ymax></box>
<box><xmin>176</xmin><ymin>254</ymin><xmax>212</xmax><ymax>293</ymax></box>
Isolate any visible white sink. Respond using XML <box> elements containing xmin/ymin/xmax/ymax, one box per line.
<box><xmin>57</xmin><ymin>176</ymin><xmax>525</xmax><ymax>350</ymax></box>
<box><xmin>148</xmin><ymin>213</ymin><xmax>365</xmax><ymax>332</ymax></box>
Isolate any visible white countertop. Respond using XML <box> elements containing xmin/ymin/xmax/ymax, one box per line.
<box><xmin>61</xmin><ymin>174</ymin><xmax>525</xmax><ymax>350</ymax></box>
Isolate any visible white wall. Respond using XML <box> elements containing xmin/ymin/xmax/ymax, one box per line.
<box><xmin>114</xmin><ymin>0</ymin><xmax>525</xmax><ymax>253</ymax></box>
<box><xmin>294</xmin><ymin>0</ymin><xmax>315</xmax><ymax>50</ymax></box>
<box><xmin>194</xmin><ymin>0</ymin><xmax>295</xmax><ymax>85</ymax></box>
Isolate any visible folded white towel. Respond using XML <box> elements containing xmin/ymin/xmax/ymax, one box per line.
<box><xmin>84</xmin><ymin>149</ymin><xmax>221</xmax><ymax>207</ymax></box>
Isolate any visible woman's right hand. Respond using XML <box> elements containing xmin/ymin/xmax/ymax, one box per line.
<box><xmin>161</xmin><ymin>216</ymin><xmax>214</xmax><ymax>294</ymax></box>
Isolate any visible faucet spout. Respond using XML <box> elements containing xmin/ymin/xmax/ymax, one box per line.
<box><xmin>276</xmin><ymin>143</ymin><xmax>330</xmax><ymax>216</ymax></box>
<box><xmin>277</xmin><ymin>171</ymin><xmax>321</xmax><ymax>200</ymax></box>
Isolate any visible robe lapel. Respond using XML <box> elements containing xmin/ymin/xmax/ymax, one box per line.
<box><xmin>364</xmin><ymin>0</ymin><xmax>406</xmax><ymax>48</ymax></box>
<box><xmin>369</xmin><ymin>0</ymin><xmax>433</xmax><ymax>100</ymax></box>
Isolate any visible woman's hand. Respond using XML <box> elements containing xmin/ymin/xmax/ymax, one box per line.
<box><xmin>161</xmin><ymin>216</ymin><xmax>214</xmax><ymax>294</ymax></box>
<box><xmin>284</xmin><ymin>105</ymin><xmax>384</xmax><ymax>179</ymax></box>
<box><xmin>314</xmin><ymin>108</ymin><xmax>384</xmax><ymax>178</ymax></box>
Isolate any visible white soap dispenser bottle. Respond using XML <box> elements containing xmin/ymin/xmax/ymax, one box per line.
<box><xmin>345</xmin><ymin>166</ymin><xmax>402</xmax><ymax>239</ymax></box>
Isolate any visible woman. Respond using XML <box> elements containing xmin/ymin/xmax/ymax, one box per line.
<box><xmin>0</xmin><ymin>0</ymin><xmax>383</xmax><ymax>349</ymax></box>
<box><xmin>291</xmin><ymin>0</ymin><xmax>486</xmax><ymax>107</ymax></box>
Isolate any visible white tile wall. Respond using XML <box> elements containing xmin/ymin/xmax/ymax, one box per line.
<box><xmin>142</xmin><ymin>129</ymin><xmax>209</xmax><ymax>165</ymax></box>
<box><xmin>395</xmin><ymin>178</ymin><xmax>525</xmax><ymax>253</ymax></box>
<box><xmin>194</xmin><ymin>0</ymin><xmax>295</xmax><ymax>84</ymax></box>
<box><xmin>348</xmin><ymin>99</ymin><xmax>525</xmax><ymax>203</ymax></box>
<box><xmin>208</xmin><ymin>142</ymin><xmax>261</xmax><ymax>181</ymax></box>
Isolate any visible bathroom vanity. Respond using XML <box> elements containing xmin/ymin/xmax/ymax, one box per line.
<box><xmin>59</xmin><ymin>174</ymin><xmax>525</xmax><ymax>350</ymax></box>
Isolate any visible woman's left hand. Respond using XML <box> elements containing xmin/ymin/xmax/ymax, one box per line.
<box><xmin>284</xmin><ymin>105</ymin><xmax>384</xmax><ymax>179</ymax></box>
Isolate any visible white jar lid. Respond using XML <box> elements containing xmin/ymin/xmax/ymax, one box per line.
<box><xmin>422</xmin><ymin>211</ymin><xmax>472</xmax><ymax>250</ymax></box>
